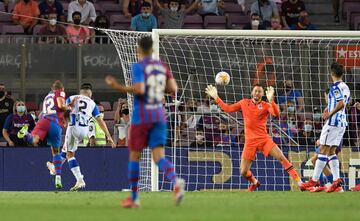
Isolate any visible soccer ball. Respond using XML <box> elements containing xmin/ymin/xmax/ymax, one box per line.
<box><xmin>215</xmin><ymin>71</ymin><xmax>230</xmax><ymax>86</ymax></box>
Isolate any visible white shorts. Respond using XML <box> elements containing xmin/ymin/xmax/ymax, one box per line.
<box><xmin>63</xmin><ymin>125</ymin><xmax>89</xmax><ymax>152</ymax></box>
<box><xmin>319</xmin><ymin>124</ymin><xmax>346</xmax><ymax>147</ymax></box>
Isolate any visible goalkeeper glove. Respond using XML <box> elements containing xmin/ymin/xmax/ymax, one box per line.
<box><xmin>266</xmin><ymin>86</ymin><xmax>275</xmax><ymax>102</ymax></box>
<box><xmin>205</xmin><ymin>85</ymin><xmax>218</xmax><ymax>100</ymax></box>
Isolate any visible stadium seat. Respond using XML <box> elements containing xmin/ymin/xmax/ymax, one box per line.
<box><xmin>157</xmin><ymin>16</ymin><xmax>165</xmax><ymax>28</ymax></box>
<box><xmin>2</xmin><ymin>25</ymin><xmax>24</xmax><ymax>35</ymax></box>
<box><xmin>347</xmin><ymin>5</ymin><xmax>360</xmax><ymax>29</ymax></box>
<box><xmin>0</xmin><ymin>2</ymin><xmax>5</xmax><ymax>12</ymax></box>
<box><xmin>342</xmin><ymin>0</ymin><xmax>359</xmax><ymax>18</ymax></box>
<box><xmin>0</xmin><ymin>13</ymin><xmax>13</xmax><ymax>25</ymax></box>
<box><xmin>25</xmin><ymin>101</ymin><xmax>38</xmax><ymax>111</ymax></box>
<box><xmin>32</xmin><ymin>24</ymin><xmax>43</xmax><ymax>36</ymax></box>
<box><xmin>100</xmin><ymin>3</ymin><xmax>122</xmax><ymax>16</ymax></box>
<box><xmin>354</xmin><ymin>15</ymin><xmax>360</xmax><ymax>30</ymax></box>
<box><xmin>224</xmin><ymin>3</ymin><xmax>244</xmax><ymax>16</ymax></box>
<box><xmin>100</xmin><ymin>101</ymin><xmax>112</xmax><ymax>111</ymax></box>
<box><xmin>112</xmin><ymin>101</ymin><xmax>119</xmax><ymax>111</ymax></box>
<box><xmin>203</xmin><ymin>16</ymin><xmax>227</xmax><ymax>29</ymax></box>
<box><xmin>104</xmin><ymin>111</ymin><xmax>115</xmax><ymax>120</ymax></box>
<box><xmin>110</xmin><ymin>14</ymin><xmax>131</xmax><ymax>30</ymax></box>
<box><xmin>94</xmin><ymin>3</ymin><xmax>103</xmax><ymax>15</ymax></box>
<box><xmin>182</xmin><ymin>15</ymin><xmax>203</xmax><ymax>29</ymax></box>
<box><xmin>7</xmin><ymin>1</ymin><xmax>15</xmax><ymax>12</ymax></box>
<box><xmin>105</xmin><ymin>120</ymin><xmax>115</xmax><ymax>135</ymax></box>
<box><xmin>227</xmin><ymin>15</ymin><xmax>249</xmax><ymax>29</ymax></box>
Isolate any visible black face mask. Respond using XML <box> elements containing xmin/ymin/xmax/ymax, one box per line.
<box><xmin>23</xmin><ymin>0</ymin><xmax>30</xmax><ymax>3</ymax></box>
<box><xmin>122</xmin><ymin>109</ymin><xmax>129</xmax><ymax>115</ymax></box>
<box><xmin>73</xmin><ymin>19</ymin><xmax>81</xmax><ymax>25</ymax></box>
<box><xmin>0</xmin><ymin>91</ymin><xmax>4</xmax><ymax>97</ymax></box>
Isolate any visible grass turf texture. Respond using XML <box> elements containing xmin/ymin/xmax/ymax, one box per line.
<box><xmin>0</xmin><ymin>191</ymin><xmax>358</xmax><ymax>221</ymax></box>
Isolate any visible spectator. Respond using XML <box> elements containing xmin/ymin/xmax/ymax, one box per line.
<box><xmin>38</xmin><ymin>0</ymin><xmax>65</xmax><ymax>23</ymax></box>
<box><xmin>190</xmin><ymin>128</ymin><xmax>212</xmax><ymax>147</ymax></box>
<box><xmin>130</xmin><ymin>2</ymin><xmax>157</xmax><ymax>32</ymax></box>
<box><xmin>123</xmin><ymin>0</ymin><xmax>152</xmax><ymax>18</ymax></box>
<box><xmin>313</xmin><ymin>107</ymin><xmax>322</xmax><ymax>137</ymax></box>
<box><xmin>12</xmin><ymin>0</ymin><xmax>40</xmax><ymax>34</ymax></box>
<box><xmin>0</xmin><ymin>84</ymin><xmax>14</xmax><ymax>141</ymax></box>
<box><xmin>281</xmin><ymin>0</ymin><xmax>305</xmax><ymax>30</ymax></box>
<box><xmin>270</xmin><ymin>16</ymin><xmax>282</xmax><ymax>30</ymax></box>
<box><xmin>243</xmin><ymin>13</ymin><xmax>266</xmax><ymax>30</ymax></box>
<box><xmin>251</xmin><ymin>0</ymin><xmax>279</xmax><ymax>28</ymax></box>
<box><xmin>116</xmin><ymin>103</ymin><xmax>130</xmax><ymax>146</ymax></box>
<box><xmin>278</xmin><ymin>79</ymin><xmax>304</xmax><ymax>112</ymax></box>
<box><xmin>214</xmin><ymin>122</ymin><xmax>231</xmax><ymax>147</ymax></box>
<box><xmin>66</xmin><ymin>11</ymin><xmax>91</xmax><ymax>44</ymax></box>
<box><xmin>67</xmin><ymin>0</ymin><xmax>96</xmax><ymax>25</ymax></box>
<box><xmin>198</xmin><ymin>0</ymin><xmax>224</xmax><ymax>17</ymax></box>
<box><xmin>114</xmin><ymin>98</ymin><xmax>127</xmax><ymax>123</ymax></box>
<box><xmin>0</xmin><ymin>0</ymin><xmax>9</xmax><ymax>9</ymax></box>
<box><xmin>84</xmin><ymin>103</ymin><xmax>106</xmax><ymax>146</ymax></box>
<box><xmin>233</xmin><ymin>129</ymin><xmax>245</xmax><ymax>144</ymax></box>
<box><xmin>183</xmin><ymin>99</ymin><xmax>201</xmax><ymax>129</ymax></box>
<box><xmin>333</xmin><ymin>0</ymin><xmax>340</xmax><ymax>23</ymax></box>
<box><xmin>296</xmin><ymin>118</ymin><xmax>316</xmax><ymax>146</ymax></box>
<box><xmin>155</xmin><ymin>0</ymin><xmax>199</xmax><ymax>29</ymax></box>
<box><xmin>290</xmin><ymin>10</ymin><xmax>316</xmax><ymax>30</ymax></box>
<box><xmin>38</xmin><ymin>13</ymin><xmax>67</xmax><ymax>44</ymax></box>
<box><xmin>94</xmin><ymin>15</ymin><xmax>110</xmax><ymax>44</ymax></box>
<box><xmin>284</xmin><ymin>111</ymin><xmax>298</xmax><ymax>140</ymax></box>
<box><xmin>2</xmin><ymin>100</ymin><xmax>35</xmax><ymax>147</ymax></box>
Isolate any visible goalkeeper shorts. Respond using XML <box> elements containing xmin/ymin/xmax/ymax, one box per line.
<box><xmin>242</xmin><ymin>137</ymin><xmax>276</xmax><ymax>161</ymax></box>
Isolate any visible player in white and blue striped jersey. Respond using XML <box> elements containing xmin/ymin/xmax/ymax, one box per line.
<box><xmin>300</xmin><ymin>62</ymin><xmax>350</xmax><ymax>192</ymax></box>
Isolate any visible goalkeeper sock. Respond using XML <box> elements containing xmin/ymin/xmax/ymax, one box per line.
<box><xmin>319</xmin><ymin>173</ymin><xmax>324</xmax><ymax>186</ymax></box>
<box><xmin>281</xmin><ymin>159</ymin><xmax>302</xmax><ymax>185</ymax></box>
<box><xmin>157</xmin><ymin>157</ymin><xmax>177</xmax><ymax>186</ymax></box>
<box><xmin>328</xmin><ymin>154</ymin><xmax>340</xmax><ymax>180</ymax></box>
<box><xmin>53</xmin><ymin>154</ymin><xmax>62</xmax><ymax>176</ymax></box>
<box><xmin>312</xmin><ymin>154</ymin><xmax>328</xmax><ymax>181</ymax></box>
<box><xmin>326</xmin><ymin>174</ymin><xmax>333</xmax><ymax>183</ymax></box>
<box><xmin>245</xmin><ymin>171</ymin><xmax>257</xmax><ymax>184</ymax></box>
<box><xmin>128</xmin><ymin>161</ymin><xmax>139</xmax><ymax>201</ymax></box>
<box><xmin>68</xmin><ymin>157</ymin><xmax>83</xmax><ymax>181</ymax></box>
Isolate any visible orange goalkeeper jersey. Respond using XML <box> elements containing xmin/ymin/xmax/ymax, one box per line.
<box><xmin>216</xmin><ymin>97</ymin><xmax>280</xmax><ymax>140</ymax></box>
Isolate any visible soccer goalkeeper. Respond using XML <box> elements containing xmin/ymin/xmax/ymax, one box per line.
<box><xmin>205</xmin><ymin>84</ymin><xmax>303</xmax><ymax>191</ymax></box>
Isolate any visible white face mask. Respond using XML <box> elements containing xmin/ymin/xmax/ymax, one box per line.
<box><xmin>49</xmin><ymin>19</ymin><xmax>57</xmax><ymax>26</ymax></box>
<box><xmin>196</xmin><ymin>135</ymin><xmax>204</xmax><ymax>141</ymax></box>
<box><xmin>170</xmin><ymin>6</ymin><xmax>178</xmax><ymax>12</ymax></box>
<box><xmin>251</xmin><ymin>20</ymin><xmax>260</xmax><ymax>26</ymax></box>
<box><xmin>210</xmin><ymin>104</ymin><xmax>218</xmax><ymax>112</ymax></box>
<box><xmin>304</xmin><ymin>124</ymin><xmax>312</xmax><ymax>132</ymax></box>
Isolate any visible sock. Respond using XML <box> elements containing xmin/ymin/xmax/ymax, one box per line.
<box><xmin>53</xmin><ymin>154</ymin><xmax>62</xmax><ymax>176</ymax></box>
<box><xmin>60</xmin><ymin>151</ymin><xmax>67</xmax><ymax>164</ymax></box>
<box><xmin>281</xmin><ymin>159</ymin><xmax>302</xmax><ymax>185</ymax></box>
<box><xmin>128</xmin><ymin>161</ymin><xmax>139</xmax><ymax>201</ymax></box>
<box><xmin>326</xmin><ymin>174</ymin><xmax>334</xmax><ymax>183</ymax></box>
<box><xmin>24</xmin><ymin>133</ymin><xmax>33</xmax><ymax>145</ymax></box>
<box><xmin>319</xmin><ymin>173</ymin><xmax>324</xmax><ymax>186</ymax></box>
<box><xmin>312</xmin><ymin>154</ymin><xmax>328</xmax><ymax>181</ymax></box>
<box><xmin>245</xmin><ymin>171</ymin><xmax>257</xmax><ymax>184</ymax></box>
<box><xmin>157</xmin><ymin>157</ymin><xmax>177</xmax><ymax>186</ymax></box>
<box><xmin>68</xmin><ymin>157</ymin><xmax>83</xmax><ymax>181</ymax></box>
<box><xmin>328</xmin><ymin>154</ymin><xmax>340</xmax><ymax>180</ymax></box>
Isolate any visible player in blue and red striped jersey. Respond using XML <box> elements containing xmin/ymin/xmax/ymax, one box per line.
<box><xmin>18</xmin><ymin>80</ymin><xmax>75</xmax><ymax>189</ymax></box>
<box><xmin>105</xmin><ymin>36</ymin><xmax>185</xmax><ymax>208</ymax></box>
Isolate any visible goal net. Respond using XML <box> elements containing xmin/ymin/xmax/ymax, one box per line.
<box><xmin>103</xmin><ymin>29</ymin><xmax>360</xmax><ymax>191</ymax></box>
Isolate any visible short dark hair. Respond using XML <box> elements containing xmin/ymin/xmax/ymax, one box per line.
<box><xmin>251</xmin><ymin>13</ymin><xmax>259</xmax><ymax>18</ymax></box>
<box><xmin>139</xmin><ymin>36</ymin><xmax>153</xmax><ymax>53</ymax></box>
<box><xmin>141</xmin><ymin>1</ymin><xmax>152</xmax><ymax>8</ymax></box>
<box><xmin>72</xmin><ymin>11</ymin><xmax>82</xmax><ymax>19</ymax></box>
<box><xmin>81</xmin><ymin>83</ymin><xmax>93</xmax><ymax>90</ymax></box>
<box><xmin>331</xmin><ymin>62</ymin><xmax>344</xmax><ymax>78</ymax></box>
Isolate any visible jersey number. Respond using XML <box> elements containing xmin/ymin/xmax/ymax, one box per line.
<box><xmin>43</xmin><ymin>98</ymin><xmax>56</xmax><ymax>115</ymax></box>
<box><xmin>78</xmin><ymin>100</ymin><xmax>87</xmax><ymax>115</ymax></box>
<box><xmin>147</xmin><ymin>74</ymin><xmax>166</xmax><ymax>103</ymax></box>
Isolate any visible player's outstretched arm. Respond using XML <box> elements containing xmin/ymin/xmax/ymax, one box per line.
<box><xmin>105</xmin><ymin>75</ymin><xmax>145</xmax><ymax>95</ymax></box>
<box><xmin>266</xmin><ymin>86</ymin><xmax>280</xmax><ymax>117</ymax></box>
<box><xmin>205</xmin><ymin>85</ymin><xmax>242</xmax><ymax>113</ymax></box>
<box><xmin>95</xmin><ymin>116</ymin><xmax>116</xmax><ymax>148</ymax></box>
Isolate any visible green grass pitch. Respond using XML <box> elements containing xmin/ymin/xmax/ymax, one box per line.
<box><xmin>0</xmin><ymin>191</ymin><xmax>359</xmax><ymax>221</ymax></box>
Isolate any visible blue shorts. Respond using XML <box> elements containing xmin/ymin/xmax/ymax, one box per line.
<box><xmin>128</xmin><ymin>122</ymin><xmax>167</xmax><ymax>151</ymax></box>
<box><xmin>32</xmin><ymin>118</ymin><xmax>62</xmax><ymax>148</ymax></box>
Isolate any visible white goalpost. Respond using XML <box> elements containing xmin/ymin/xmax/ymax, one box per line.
<box><xmin>102</xmin><ymin>29</ymin><xmax>360</xmax><ymax>192</ymax></box>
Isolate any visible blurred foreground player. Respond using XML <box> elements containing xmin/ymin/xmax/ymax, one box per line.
<box><xmin>205</xmin><ymin>84</ymin><xmax>303</xmax><ymax>191</ymax></box>
<box><xmin>105</xmin><ymin>36</ymin><xmax>185</xmax><ymax>208</ymax></box>
<box><xmin>18</xmin><ymin>80</ymin><xmax>74</xmax><ymax>189</ymax></box>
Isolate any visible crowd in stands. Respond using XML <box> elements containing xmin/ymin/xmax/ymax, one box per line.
<box><xmin>0</xmin><ymin>0</ymin><xmax>356</xmax><ymax>41</ymax></box>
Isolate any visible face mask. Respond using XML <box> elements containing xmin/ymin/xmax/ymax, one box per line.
<box><xmin>0</xmin><ymin>91</ymin><xmax>4</xmax><ymax>97</ymax></box>
<box><xmin>142</xmin><ymin>13</ymin><xmax>150</xmax><ymax>18</ymax></box>
<box><xmin>16</xmin><ymin>106</ymin><xmax>26</xmax><ymax>113</ymax></box>
<box><xmin>210</xmin><ymin>104</ymin><xmax>218</xmax><ymax>112</ymax></box>
<box><xmin>196</xmin><ymin>135</ymin><xmax>204</xmax><ymax>141</ymax></box>
<box><xmin>304</xmin><ymin>124</ymin><xmax>312</xmax><ymax>132</ymax></box>
<box><xmin>288</xmin><ymin>121</ymin><xmax>296</xmax><ymax>129</ymax></box>
<box><xmin>170</xmin><ymin>7</ymin><xmax>178</xmax><ymax>12</ymax></box>
<box><xmin>251</xmin><ymin>20</ymin><xmax>260</xmax><ymax>26</ymax></box>
<box><xmin>49</xmin><ymin>19</ymin><xmax>57</xmax><ymax>26</ymax></box>
<box><xmin>313</xmin><ymin>113</ymin><xmax>321</xmax><ymax>120</ymax></box>
<box><xmin>287</xmin><ymin>106</ymin><xmax>295</xmax><ymax>113</ymax></box>
<box><xmin>122</xmin><ymin>109</ymin><xmax>129</xmax><ymax>115</ymax></box>
<box><xmin>220</xmin><ymin>129</ymin><xmax>227</xmax><ymax>133</ymax></box>
<box><xmin>73</xmin><ymin>19</ymin><xmax>81</xmax><ymax>25</ymax></box>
